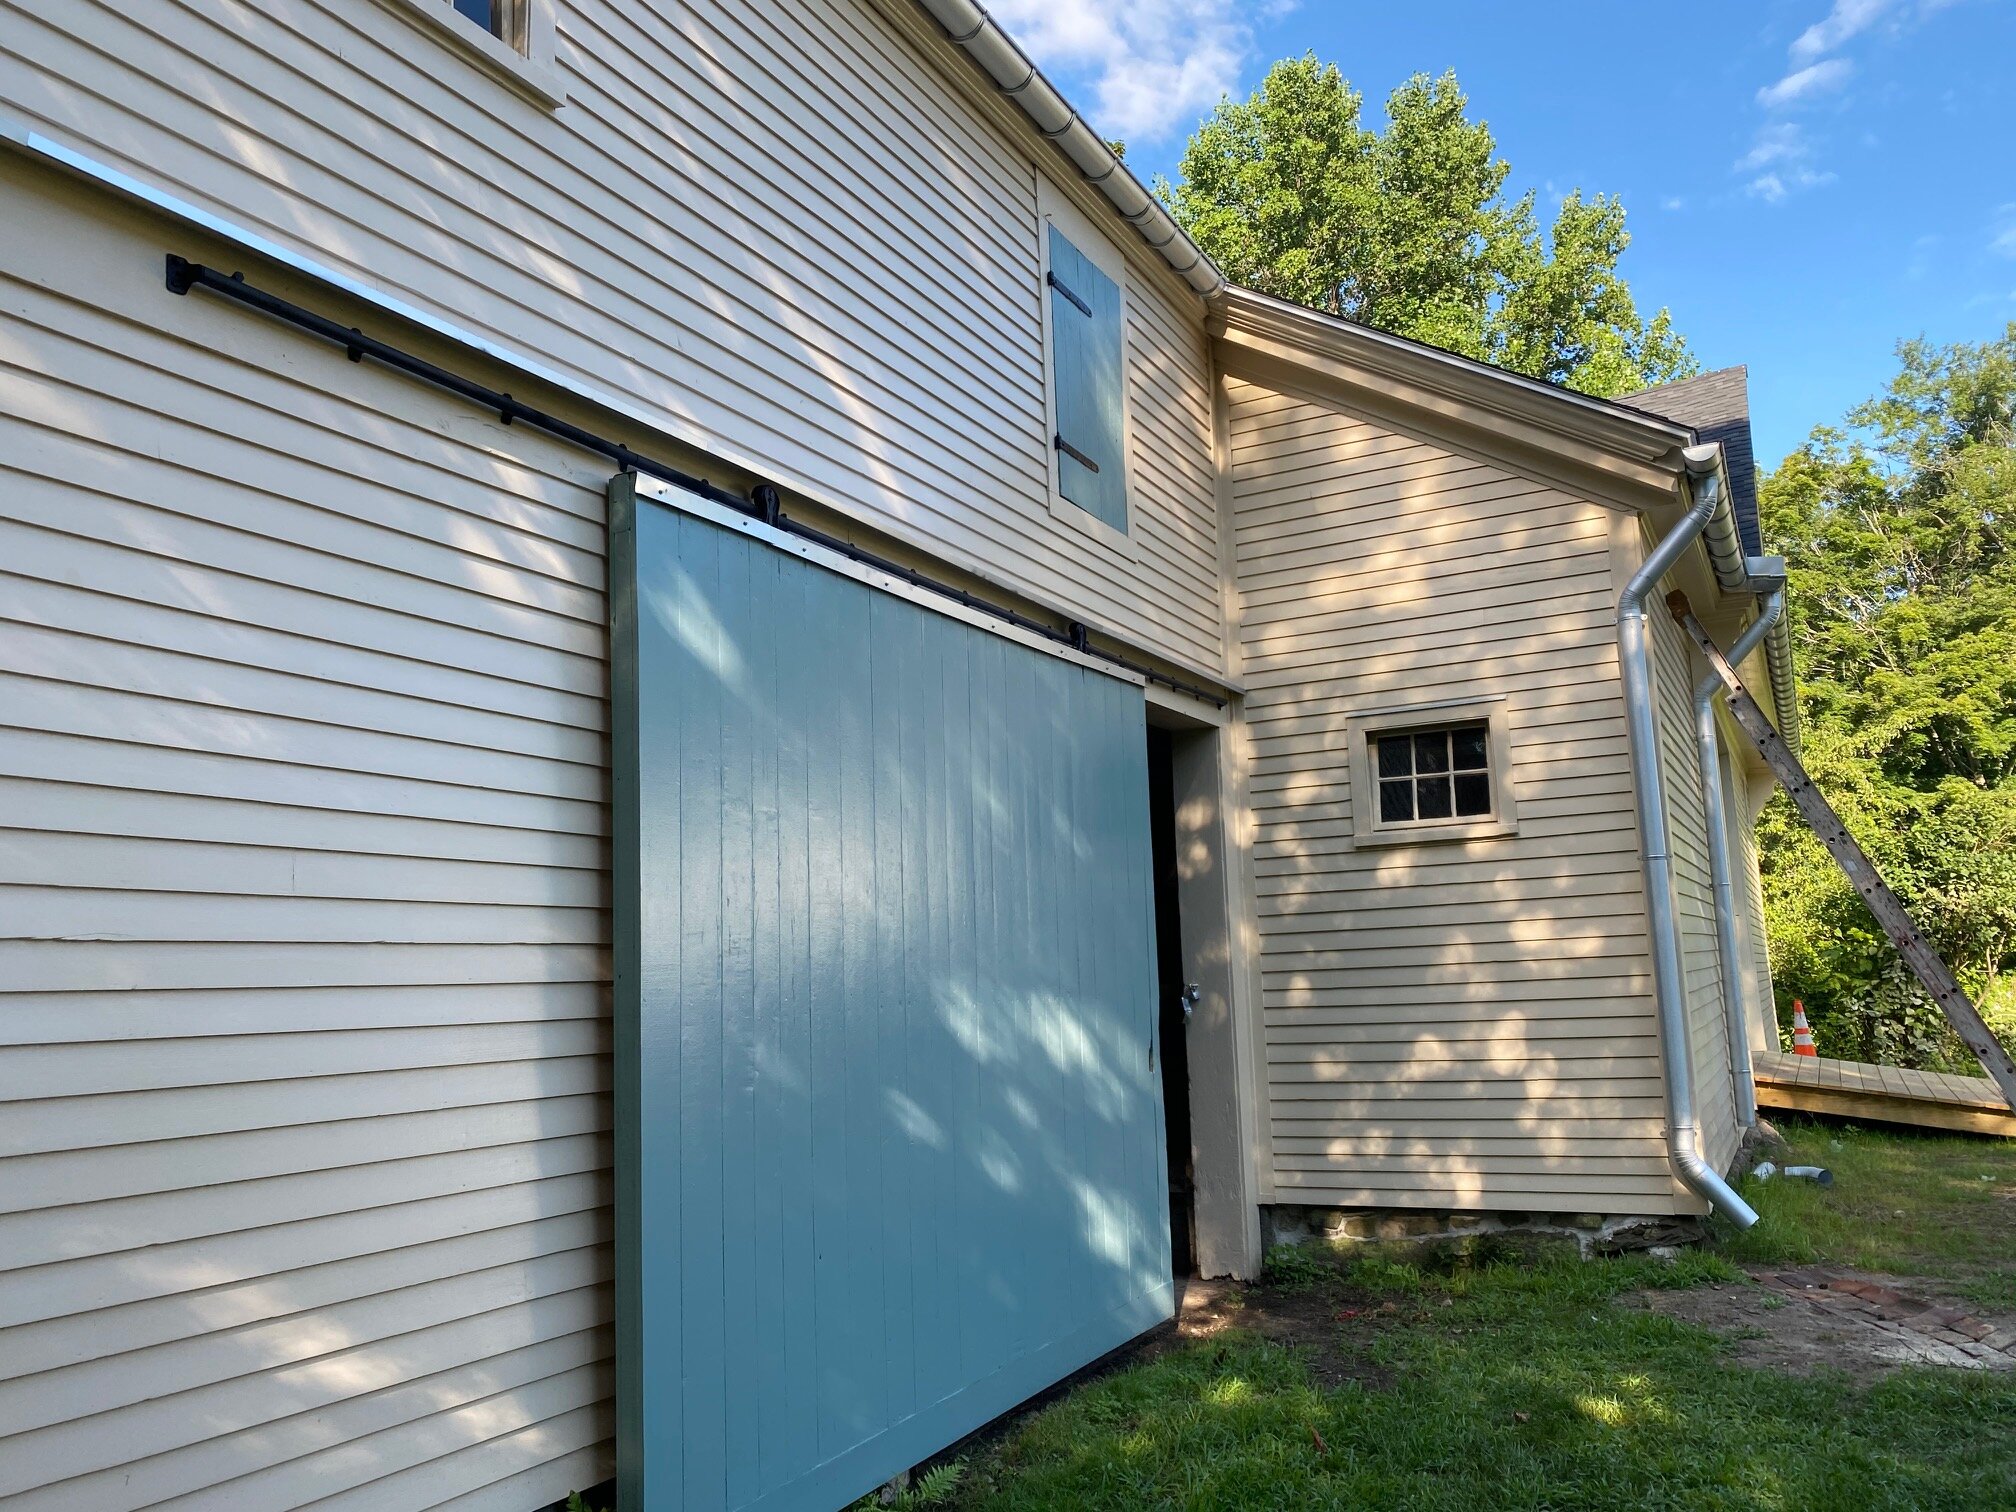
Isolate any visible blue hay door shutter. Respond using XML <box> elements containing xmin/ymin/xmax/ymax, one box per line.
<box><xmin>610</xmin><ymin>477</ymin><xmax>1171</xmax><ymax>1512</ymax></box>
<box><xmin>1048</xmin><ymin>225</ymin><xmax>1127</xmax><ymax>532</ymax></box>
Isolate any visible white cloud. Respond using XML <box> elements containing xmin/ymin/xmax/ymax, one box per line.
<box><xmin>985</xmin><ymin>0</ymin><xmax>1270</xmax><ymax>143</ymax></box>
<box><xmin>1789</xmin><ymin>0</ymin><xmax>1899</xmax><ymax>62</ymax></box>
<box><xmin>1736</xmin><ymin>122</ymin><xmax>1807</xmax><ymax>170</ymax></box>
<box><xmin>1741</xmin><ymin>0</ymin><xmax>1962</xmax><ymax>197</ymax></box>
<box><xmin>1994</xmin><ymin>206</ymin><xmax>2016</xmax><ymax>258</ymax></box>
<box><xmin>1756</xmin><ymin>57</ymin><xmax>1856</xmax><ymax>107</ymax></box>
<box><xmin>1734</xmin><ymin>122</ymin><xmax>1835</xmax><ymax>200</ymax></box>
<box><xmin>1661</xmin><ymin>196</ymin><xmax>1686</xmax><ymax>212</ymax></box>
<box><xmin>1746</xmin><ymin>166</ymin><xmax>1838</xmax><ymax>203</ymax></box>
<box><xmin>1905</xmin><ymin>233</ymin><xmax>1939</xmax><ymax>279</ymax></box>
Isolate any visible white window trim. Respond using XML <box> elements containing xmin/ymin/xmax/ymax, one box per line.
<box><xmin>1345</xmin><ymin>696</ymin><xmax>1520</xmax><ymax>848</ymax></box>
<box><xmin>365</xmin><ymin>0</ymin><xmax>565</xmax><ymax>109</ymax></box>
<box><xmin>1035</xmin><ymin>176</ymin><xmax>1137</xmax><ymax>560</ymax></box>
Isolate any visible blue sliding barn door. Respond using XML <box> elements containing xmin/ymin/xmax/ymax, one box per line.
<box><xmin>609</xmin><ymin>479</ymin><xmax>1172</xmax><ymax>1512</ymax></box>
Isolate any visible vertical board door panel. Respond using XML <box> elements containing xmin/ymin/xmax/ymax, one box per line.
<box><xmin>610</xmin><ymin>481</ymin><xmax>1170</xmax><ymax>1512</ymax></box>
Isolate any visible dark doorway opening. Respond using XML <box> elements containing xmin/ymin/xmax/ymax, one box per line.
<box><xmin>1146</xmin><ymin>727</ymin><xmax>1196</xmax><ymax>1277</ymax></box>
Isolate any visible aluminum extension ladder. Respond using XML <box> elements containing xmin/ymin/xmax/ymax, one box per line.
<box><xmin>1671</xmin><ymin>592</ymin><xmax>2016</xmax><ymax>1110</ymax></box>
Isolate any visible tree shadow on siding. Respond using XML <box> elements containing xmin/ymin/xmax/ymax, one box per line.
<box><xmin>1245</xmin><ymin>680</ymin><xmax>1679</xmax><ymax>1218</ymax></box>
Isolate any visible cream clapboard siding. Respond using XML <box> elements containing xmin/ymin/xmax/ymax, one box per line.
<box><xmin>1648</xmin><ymin>598</ymin><xmax>1741</xmax><ymax>1175</ymax></box>
<box><xmin>0</xmin><ymin>0</ymin><xmax>1224</xmax><ymax>677</ymax></box>
<box><xmin>1732</xmin><ymin>760</ymin><xmax>1780</xmax><ymax>1054</ymax></box>
<box><xmin>0</xmin><ymin>170</ymin><xmax>616</xmax><ymax>1509</ymax></box>
<box><xmin>1225</xmin><ymin>373</ymin><xmax>1682</xmax><ymax>1213</ymax></box>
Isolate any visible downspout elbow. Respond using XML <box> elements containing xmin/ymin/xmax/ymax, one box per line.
<box><xmin>1674</xmin><ymin>1145</ymin><xmax>1759</xmax><ymax>1229</ymax></box>
<box><xmin>1618</xmin><ymin>461</ymin><xmax>1760</xmax><ymax>1230</ymax></box>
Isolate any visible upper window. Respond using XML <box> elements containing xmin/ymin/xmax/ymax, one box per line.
<box><xmin>368</xmin><ymin>0</ymin><xmax>563</xmax><ymax>108</ymax></box>
<box><xmin>453</xmin><ymin>0</ymin><xmax>505</xmax><ymax>37</ymax></box>
<box><xmin>1374</xmin><ymin>724</ymin><xmax>1493</xmax><ymax>824</ymax></box>
<box><xmin>1045</xmin><ymin>223</ymin><xmax>1128</xmax><ymax>536</ymax></box>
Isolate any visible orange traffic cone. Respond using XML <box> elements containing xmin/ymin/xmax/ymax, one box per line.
<box><xmin>1790</xmin><ymin>1000</ymin><xmax>1818</xmax><ymax>1057</ymax></box>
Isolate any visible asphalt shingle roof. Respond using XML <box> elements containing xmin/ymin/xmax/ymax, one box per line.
<box><xmin>1620</xmin><ymin>366</ymin><xmax>1762</xmax><ymax>557</ymax></box>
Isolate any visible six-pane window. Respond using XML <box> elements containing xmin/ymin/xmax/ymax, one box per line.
<box><xmin>1375</xmin><ymin>724</ymin><xmax>1492</xmax><ymax>824</ymax></box>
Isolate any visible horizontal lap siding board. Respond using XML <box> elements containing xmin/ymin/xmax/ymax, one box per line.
<box><xmin>1733</xmin><ymin>779</ymin><xmax>1780</xmax><ymax>1053</ymax></box>
<box><xmin>0</xmin><ymin>0</ymin><xmax>1224</xmax><ymax>678</ymax></box>
<box><xmin>0</xmin><ymin>175</ymin><xmax>616</xmax><ymax>1509</ymax></box>
<box><xmin>1225</xmin><ymin>373</ymin><xmax>1675</xmax><ymax>1213</ymax></box>
<box><xmin>1649</xmin><ymin>604</ymin><xmax>1740</xmax><ymax>1174</ymax></box>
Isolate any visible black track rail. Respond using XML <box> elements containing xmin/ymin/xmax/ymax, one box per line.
<box><xmin>165</xmin><ymin>254</ymin><xmax>1227</xmax><ymax>708</ymax></box>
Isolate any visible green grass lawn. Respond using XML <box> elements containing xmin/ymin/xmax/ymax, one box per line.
<box><xmin>936</xmin><ymin>1122</ymin><xmax>2016</xmax><ymax>1512</ymax></box>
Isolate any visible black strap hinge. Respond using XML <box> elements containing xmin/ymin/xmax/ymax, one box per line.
<box><xmin>1054</xmin><ymin>434</ymin><xmax>1099</xmax><ymax>473</ymax></box>
<box><xmin>1046</xmin><ymin>269</ymin><xmax>1091</xmax><ymax>318</ymax></box>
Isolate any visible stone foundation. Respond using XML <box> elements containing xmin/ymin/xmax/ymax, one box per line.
<box><xmin>1263</xmin><ymin>1203</ymin><xmax>1707</xmax><ymax>1261</ymax></box>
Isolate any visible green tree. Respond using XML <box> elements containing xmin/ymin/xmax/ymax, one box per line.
<box><xmin>1759</xmin><ymin>324</ymin><xmax>2016</xmax><ymax>1069</ymax></box>
<box><xmin>1162</xmin><ymin>58</ymin><xmax>1693</xmax><ymax>397</ymax></box>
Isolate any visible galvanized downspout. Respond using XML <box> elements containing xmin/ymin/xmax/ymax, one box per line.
<box><xmin>1618</xmin><ymin>445</ymin><xmax>1761</xmax><ymax>1228</ymax></box>
<box><xmin>1695</xmin><ymin>587</ymin><xmax>1785</xmax><ymax>1130</ymax></box>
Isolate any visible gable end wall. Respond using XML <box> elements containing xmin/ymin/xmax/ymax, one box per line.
<box><xmin>1224</xmin><ymin>369</ymin><xmax>1686</xmax><ymax>1216</ymax></box>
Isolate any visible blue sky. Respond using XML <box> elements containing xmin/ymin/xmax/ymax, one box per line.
<box><xmin>992</xmin><ymin>0</ymin><xmax>2016</xmax><ymax>467</ymax></box>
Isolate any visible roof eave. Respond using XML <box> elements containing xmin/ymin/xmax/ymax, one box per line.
<box><xmin>1218</xmin><ymin>287</ymin><xmax>1804</xmax><ymax>748</ymax></box>
<box><xmin>910</xmin><ymin>0</ymin><xmax>1226</xmax><ymax>299</ymax></box>
<box><xmin>1215</xmin><ymin>286</ymin><xmax>1697</xmax><ymax>500</ymax></box>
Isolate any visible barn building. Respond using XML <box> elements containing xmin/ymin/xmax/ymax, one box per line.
<box><xmin>0</xmin><ymin>2</ymin><xmax>1794</xmax><ymax>1507</ymax></box>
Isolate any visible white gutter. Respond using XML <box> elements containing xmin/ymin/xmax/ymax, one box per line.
<box><xmin>1618</xmin><ymin>445</ymin><xmax>1761</xmax><ymax>1229</ymax></box>
<box><xmin>1691</xmin><ymin>454</ymin><xmax>1801</xmax><ymax>756</ymax></box>
<box><xmin>1693</xmin><ymin>577</ymin><xmax>1786</xmax><ymax>1131</ymax></box>
<box><xmin>1763</xmin><ymin>612</ymin><xmax>1800</xmax><ymax>757</ymax></box>
<box><xmin>913</xmin><ymin>1</ymin><xmax>1226</xmax><ymax>299</ymax></box>
<box><xmin>1692</xmin><ymin>451</ymin><xmax>1749</xmax><ymax>596</ymax></box>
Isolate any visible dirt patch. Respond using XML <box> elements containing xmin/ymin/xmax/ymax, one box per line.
<box><xmin>1636</xmin><ymin>1281</ymin><xmax>1907</xmax><ymax>1376</ymax></box>
<box><xmin>1631</xmin><ymin>1265</ymin><xmax>2016</xmax><ymax>1375</ymax></box>
<box><xmin>1173</xmin><ymin>1276</ymin><xmax>1399</xmax><ymax>1390</ymax></box>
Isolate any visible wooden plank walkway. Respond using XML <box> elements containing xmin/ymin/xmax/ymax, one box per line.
<box><xmin>1755</xmin><ymin>1050</ymin><xmax>2016</xmax><ymax>1137</ymax></box>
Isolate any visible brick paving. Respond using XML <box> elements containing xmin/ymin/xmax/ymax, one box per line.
<box><xmin>1756</xmin><ymin>1267</ymin><xmax>2016</xmax><ymax>1371</ymax></box>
